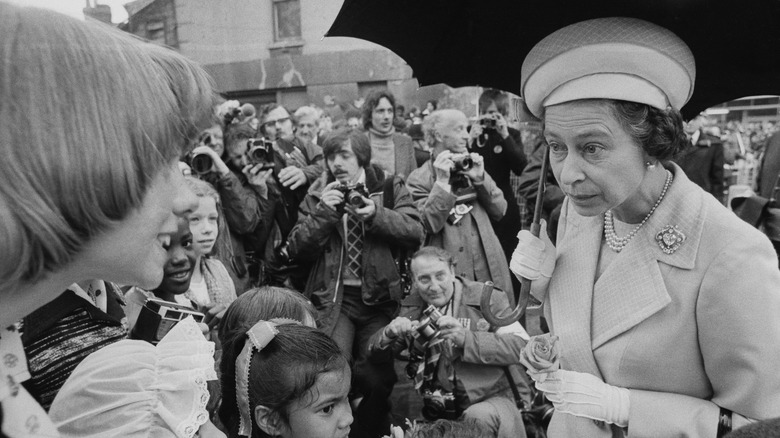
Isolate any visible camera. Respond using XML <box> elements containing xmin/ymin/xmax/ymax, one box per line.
<box><xmin>415</xmin><ymin>305</ymin><xmax>444</xmax><ymax>343</ymax></box>
<box><xmin>130</xmin><ymin>297</ymin><xmax>205</xmax><ymax>345</ymax></box>
<box><xmin>480</xmin><ymin>114</ymin><xmax>498</xmax><ymax>130</ymax></box>
<box><xmin>190</xmin><ymin>151</ymin><xmax>214</xmax><ymax>175</ymax></box>
<box><xmin>421</xmin><ymin>389</ymin><xmax>459</xmax><ymax>420</ymax></box>
<box><xmin>246</xmin><ymin>138</ymin><xmax>275</xmax><ymax>170</ymax></box>
<box><xmin>335</xmin><ymin>182</ymin><xmax>369</xmax><ymax>209</ymax></box>
<box><xmin>450</xmin><ymin>153</ymin><xmax>473</xmax><ymax>172</ymax></box>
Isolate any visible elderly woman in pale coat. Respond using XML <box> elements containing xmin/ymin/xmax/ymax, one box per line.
<box><xmin>511</xmin><ymin>17</ymin><xmax>780</xmax><ymax>438</ymax></box>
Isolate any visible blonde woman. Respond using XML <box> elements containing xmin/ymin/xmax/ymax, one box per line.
<box><xmin>0</xmin><ymin>4</ymin><xmax>216</xmax><ymax>435</ymax></box>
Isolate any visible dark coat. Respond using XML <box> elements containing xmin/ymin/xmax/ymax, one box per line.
<box><xmin>674</xmin><ymin>130</ymin><xmax>725</xmax><ymax>202</ymax></box>
<box><xmin>285</xmin><ymin>164</ymin><xmax>424</xmax><ymax>335</ymax></box>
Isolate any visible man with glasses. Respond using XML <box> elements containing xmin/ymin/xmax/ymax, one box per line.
<box><xmin>254</xmin><ymin>103</ymin><xmax>324</xmax><ymax>289</ymax></box>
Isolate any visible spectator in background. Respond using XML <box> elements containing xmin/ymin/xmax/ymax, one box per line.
<box><xmin>192</xmin><ymin>117</ymin><xmax>273</xmax><ymax>294</ymax></box>
<box><xmin>674</xmin><ymin>112</ymin><xmax>725</xmax><ymax>203</ymax></box>
<box><xmin>363</xmin><ymin>90</ymin><xmax>419</xmax><ymax>178</ymax></box>
<box><xmin>755</xmin><ymin>130</ymin><xmax>780</xmax><ymax>261</ymax></box>
<box><xmin>394</xmin><ymin>104</ymin><xmax>409</xmax><ymax>131</ymax></box>
<box><xmin>422</xmin><ymin>100</ymin><xmax>438</xmax><ymax>118</ymax></box>
<box><xmin>323</xmin><ymin>93</ymin><xmax>346</xmax><ymax>122</ymax></box>
<box><xmin>294</xmin><ymin>105</ymin><xmax>323</xmax><ymax>146</ymax></box>
<box><xmin>407</xmin><ymin>109</ymin><xmax>513</xmax><ymax>296</ymax></box>
<box><xmin>346</xmin><ymin>108</ymin><xmax>363</xmax><ymax>132</ymax></box>
<box><xmin>184</xmin><ymin>177</ymin><xmax>238</xmax><ymax>308</ymax></box>
<box><xmin>409</xmin><ymin>124</ymin><xmax>432</xmax><ymax>168</ymax></box>
<box><xmin>285</xmin><ymin>130</ymin><xmax>424</xmax><ymax>438</ymax></box>
<box><xmin>255</xmin><ymin>103</ymin><xmax>324</xmax><ymax>290</ymax></box>
<box><xmin>0</xmin><ymin>4</ymin><xmax>214</xmax><ymax>433</ymax></box>
<box><xmin>468</xmin><ymin>89</ymin><xmax>528</xmax><ymax>293</ymax></box>
<box><xmin>319</xmin><ymin>111</ymin><xmax>334</xmax><ymax>140</ymax></box>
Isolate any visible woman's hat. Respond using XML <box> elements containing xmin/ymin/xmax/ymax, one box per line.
<box><xmin>521</xmin><ymin>17</ymin><xmax>696</xmax><ymax>118</ymax></box>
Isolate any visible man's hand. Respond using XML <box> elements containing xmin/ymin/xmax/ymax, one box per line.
<box><xmin>384</xmin><ymin>316</ymin><xmax>416</xmax><ymax>340</ymax></box>
<box><xmin>278</xmin><ymin>166</ymin><xmax>307</xmax><ymax>190</ymax></box>
<box><xmin>436</xmin><ymin>315</ymin><xmax>467</xmax><ymax>348</ymax></box>
<box><xmin>433</xmin><ymin>150</ymin><xmax>454</xmax><ymax>183</ymax></box>
<box><xmin>463</xmin><ymin>152</ymin><xmax>485</xmax><ymax>183</ymax></box>
<box><xmin>346</xmin><ymin>195</ymin><xmax>376</xmax><ymax>221</ymax></box>
<box><xmin>492</xmin><ymin>113</ymin><xmax>510</xmax><ymax>139</ymax></box>
<box><xmin>191</xmin><ymin>145</ymin><xmax>230</xmax><ymax>176</ymax></box>
<box><xmin>320</xmin><ymin>181</ymin><xmax>345</xmax><ymax>210</ymax></box>
<box><xmin>243</xmin><ymin>164</ymin><xmax>275</xmax><ymax>197</ymax></box>
<box><xmin>469</xmin><ymin>120</ymin><xmax>484</xmax><ymax>142</ymax></box>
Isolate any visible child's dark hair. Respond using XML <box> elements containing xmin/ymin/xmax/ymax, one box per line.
<box><xmin>221</xmin><ymin>323</ymin><xmax>349</xmax><ymax>437</ymax></box>
<box><xmin>217</xmin><ymin>286</ymin><xmax>326</xmax><ymax>437</ymax></box>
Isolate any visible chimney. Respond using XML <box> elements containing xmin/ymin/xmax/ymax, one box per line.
<box><xmin>84</xmin><ymin>2</ymin><xmax>112</xmax><ymax>24</ymax></box>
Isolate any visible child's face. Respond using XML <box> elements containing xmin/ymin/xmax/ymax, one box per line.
<box><xmin>281</xmin><ymin>367</ymin><xmax>353</xmax><ymax>438</ymax></box>
<box><xmin>156</xmin><ymin>217</ymin><xmax>196</xmax><ymax>295</ymax></box>
<box><xmin>189</xmin><ymin>196</ymin><xmax>218</xmax><ymax>257</ymax></box>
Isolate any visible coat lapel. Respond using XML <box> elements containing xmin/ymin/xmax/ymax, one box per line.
<box><xmin>591</xmin><ymin>164</ymin><xmax>703</xmax><ymax>349</ymax></box>
<box><xmin>549</xmin><ymin>200</ymin><xmax>604</xmax><ymax>377</ymax></box>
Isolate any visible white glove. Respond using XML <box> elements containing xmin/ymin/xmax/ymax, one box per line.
<box><xmin>510</xmin><ymin>219</ymin><xmax>555</xmax><ymax>281</ymax></box>
<box><xmin>535</xmin><ymin>370</ymin><xmax>630</xmax><ymax>428</ymax></box>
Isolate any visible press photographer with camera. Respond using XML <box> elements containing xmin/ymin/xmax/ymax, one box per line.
<box><xmin>284</xmin><ymin>129</ymin><xmax>424</xmax><ymax>438</ymax></box>
<box><xmin>468</xmin><ymin>90</ymin><xmax>528</xmax><ymax>292</ymax></box>
<box><xmin>407</xmin><ymin>109</ymin><xmax>514</xmax><ymax>295</ymax></box>
<box><xmin>368</xmin><ymin>246</ymin><xmax>531</xmax><ymax>438</ymax></box>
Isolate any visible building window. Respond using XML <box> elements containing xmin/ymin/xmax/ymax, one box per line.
<box><xmin>273</xmin><ymin>0</ymin><xmax>301</xmax><ymax>41</ymax></box>
<box><xmin>145</xmin><ymin>20</ymin><xmax>166</xmax><ymax>44</ymax></box>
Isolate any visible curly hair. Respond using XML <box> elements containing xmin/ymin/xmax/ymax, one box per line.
<box><xmin>606</xmin><ymin>100</ymin><xmax>689</xmax><ymax>161</ymax></box>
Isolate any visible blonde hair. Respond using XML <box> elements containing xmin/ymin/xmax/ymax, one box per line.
<box><xmin>0</xmin><ymin>4</ymin><xmax>217</xmax><ymax>294</ymax></box>
<box><xmin>185</xmin><ymin>177</ymin><xmax>231</xmax><ymax>259</ymax></box>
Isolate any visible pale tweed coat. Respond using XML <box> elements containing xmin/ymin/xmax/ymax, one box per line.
<box><xmin>542</xmin><ymin>164</ymin><xmax>780</xmax><ymax>437</ymax></box>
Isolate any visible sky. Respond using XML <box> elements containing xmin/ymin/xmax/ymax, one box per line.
<box><xmin>6</xmin><ymin>0</ymin><xmax>130</xmax><ymax>23</ymax></box>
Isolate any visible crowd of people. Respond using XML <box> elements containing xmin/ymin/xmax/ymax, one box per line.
<box><xmin>2</xmin><ymin>4</ymin><xmax>780</xmax><ymax>438</ymax></box>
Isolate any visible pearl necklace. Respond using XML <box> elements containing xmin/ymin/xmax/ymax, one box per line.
<box><xmin>604</xmin><ymin>170</ymin><xmax>673</xmax><ymax>253</ymax></box>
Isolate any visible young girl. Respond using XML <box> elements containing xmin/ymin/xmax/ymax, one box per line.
<box><xmin>185</xmin><ymin>177</ymin><xmax>237</xmax><ymax>308</ymax></box>
<box><xmin>218</xmin><ymin>286</ymin><xmax>318</xmax><ymax>435</ymax></box>
<box><xmin>220</xmin><ymin>317</ymin><xmax>352</xmax><ymax>438</ymax></box>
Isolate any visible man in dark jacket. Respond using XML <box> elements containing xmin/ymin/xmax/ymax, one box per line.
<box><xmin>675</xmin><ymin>112</ymin><xmax>725</xmax><ymax>203</ymax></box>
<box><xmin>286</xmin><ymin>129</ymin><xmax>424</xmax><ymax>438</ymax></box>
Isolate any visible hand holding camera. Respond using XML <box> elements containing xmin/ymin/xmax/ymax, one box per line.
<box><xmin>321</xmin><ymin>181</ymin><xmax>346</xmax><ymax>210</ymax></box>
<box><xmin>189</xmin><ymin>145</ymin><xmax>230</xmax><ymax>177</ymax></box>
<box><xmin>480</xmin><ymin>113</ymin><xmax>510</xmax><ymax>139</ymax></box>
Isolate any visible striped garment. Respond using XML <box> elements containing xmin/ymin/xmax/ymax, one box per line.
<box><xmin>20</xmin><ymin>285</ymin><xmax>128</xmax><ymax>411</ymax></box>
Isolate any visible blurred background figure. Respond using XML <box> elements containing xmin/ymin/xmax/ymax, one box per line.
<box><xmin>362</xmin><ymin>90</ymin><xmax>418</xmax><ymax>178</ymax></box>
<box><xmin>294</xmin><ymin>105</ymin><xmax>323</xmax><ymax>146</ymax></box>
<box><xmin>674</xmin><ymin>112</ymin><xmax>726</xmax><ymax>203</ymax></box>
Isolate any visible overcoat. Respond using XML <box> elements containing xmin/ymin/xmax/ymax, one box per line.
<box><xmin>543</xmin><ymin>163</ymin><xmax>780</xmax><ymax>437</ymax></box>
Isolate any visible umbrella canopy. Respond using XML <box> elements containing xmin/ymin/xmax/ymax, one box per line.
<box><xmin>328</xmin><ymin>0</ymin><xmax>780</xmax><ymax>119</ymax></box>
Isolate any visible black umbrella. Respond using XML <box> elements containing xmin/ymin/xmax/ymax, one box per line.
<box><xmin>328</xmin><ymin>0</ymin><xmax>780</xmax><ymax>120</ymax></box>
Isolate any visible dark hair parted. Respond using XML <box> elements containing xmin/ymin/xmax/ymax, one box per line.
<box><xmin>362</xmin><ymin>90</ymin><xmax>396</xmax><ymax>130</ymax></box>
<box><xmin>239</xmin><ymin>324</ymin><xmax>349</xmax><ymax>437</ymax></box>
<box><xmin>217</xmin><ymin>286</ymin><xmax>318</xmax><ymax>438</ymax></box>
<box><xmin>478</xmin><ymin>88</ymin><xmax>510</xmax><ymax>117</ymax></box>
<box><xmin>322</xmin><ymin>129</ymin><xmax>372</xmax><ymax>168</ymax></box>
<box><xmin>606</xmin><ymin>100</ymin><xmax>689</xmax><ymax>161</ymax></box>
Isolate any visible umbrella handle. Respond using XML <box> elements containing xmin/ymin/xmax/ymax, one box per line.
<box><xmin>481</xmin><ymin>144</ymin><xmax>549</xmax><ymax>326</ymax></box>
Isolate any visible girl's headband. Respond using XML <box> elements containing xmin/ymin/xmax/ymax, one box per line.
<box><xmin>236</xmin><ymin>318</ymin><xmax>300</xmax><ymax>437</ymax></box>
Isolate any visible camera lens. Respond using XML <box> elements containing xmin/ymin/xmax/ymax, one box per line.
<box><xmin>190</xmin><ymin>152</ymin><xmax>213</xmax><ymax>175</ymax></box>
<box><xmin>347</xmin><ymin>190</ymin><xmax>366</xmax><ymax>207</ymax></box>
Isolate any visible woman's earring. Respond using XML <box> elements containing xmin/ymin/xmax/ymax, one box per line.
<box><xmin>645</xmin><ymin>161</ymin><xmax>656</xmax><ymax>169</ymax></box>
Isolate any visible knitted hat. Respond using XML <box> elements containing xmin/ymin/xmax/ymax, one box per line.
<box><xmin>521</xmin><ymin>17</ymin><xmax>696</xmax><ymax>118</ymax></box>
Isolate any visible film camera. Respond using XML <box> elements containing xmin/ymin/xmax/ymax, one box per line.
<box><xmin>421</xmin><ymin>389</ymin><xmax>459</xmax><ymax>420</ymax></box>
<box><xmin>480</xmin><ymin>113</ymin><xmax>498</xmax><ymax>130</ymax></box>
<box><xmin>415</xmin><ymin>305</ymin><xmax>444</xmax><ymax>343</ymax></box>
<box><xmin>130</xmin><ymin>297</ymin><xmax>205</xmax><ymax>344</ymax></box>
<box><xmin>335</xmin><ymin>182</ymin><xmax>369</xmax><ymax>209</ymax></box>
<box><xmin>189</xmin><ymin>132</ymin><xmax>216</xmax><ymax>175</ymax></box>
<box><xmin>450</xmin><ymin>153</ymin><xmax>473</xmax><ymax>173</ymax></box>
<box><xmin>246</xmin><ymin>138</ymin><xmax>275</xmax><ymax>170</ymax></box>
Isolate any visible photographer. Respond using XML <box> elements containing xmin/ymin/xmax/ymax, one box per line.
<box><xmin>256</xmin><ymin>103</ymin><xmax>324</xmax><ymax>289</ymax></box>
<box><xmin>406</xmin><ymin>109</ymin><xmax>513</xmax><ymax>295</ymax></box>
<box><xmin>468</xmin><ymin>90</ymin><xmax>528</xmax><ymax>288</ymax></box>
<box><xmin>368</xmin><ymin>246</ymin><xmax>531</xmax><ymax>438</ymax></box>
<box><xmin>285</xmin><ymin>129</ymin><xmax>424</xmax><ymax>438</ymax></box>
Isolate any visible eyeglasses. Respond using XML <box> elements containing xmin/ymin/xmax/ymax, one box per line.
<box><xmin>263</xmin><ymin>117</ymin><xmax>290</xmax><ymax>129</ymax></box>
